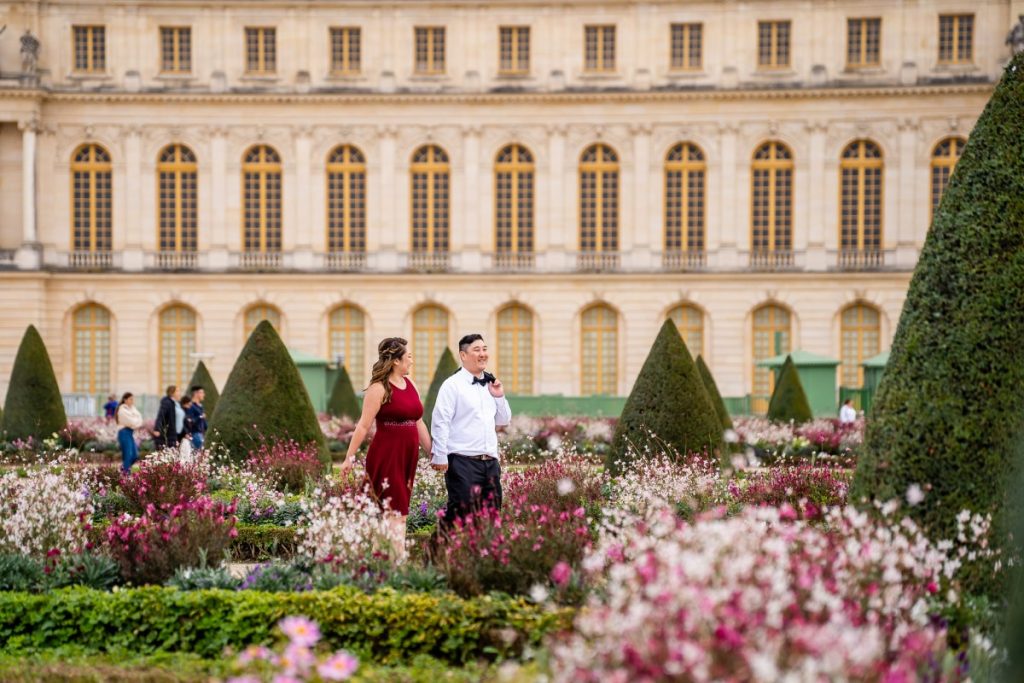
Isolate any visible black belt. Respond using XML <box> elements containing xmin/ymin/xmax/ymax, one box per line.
<box><xmin>452</xmin><ymin>453</ymin><xmax>496</xmax><ymax>461</ymax></box>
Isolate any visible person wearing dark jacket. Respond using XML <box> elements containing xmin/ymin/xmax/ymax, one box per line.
<box><xmin>187</xmin><ymin>385</ymin><xmax>208</xmax><ymax>450</ymax></box>
<box><xmin>153</xmin><ymin>385</ymin><xmax>181</xmax><ymax>450</ymax></box>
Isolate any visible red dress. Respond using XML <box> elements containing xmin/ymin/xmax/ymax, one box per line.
<box><xmin>364</xmin><ymin>380</ymin><xmax>423</xmax><ymax>515</ymax></box>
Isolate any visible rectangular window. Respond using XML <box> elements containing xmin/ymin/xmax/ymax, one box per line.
<box><xmin>415</xmin><ymin>26</ymin><xmax>445</xmax><ymax>74</ymax></box>
<box><xmin>938</xmin><ymin>14</ymin><xmax>973</xmax><ymax>64</ymax></box>
<box><xmin>670</xmin><ymin>23</ymin><xmax>703</xmax><ymax>70</ymax></box>
<box><xmin>245</xmin><ymin>27</ymin><xmax>277</xmax><ymax>74</ymax></box>
<box><xmin>846</xmin><ymin>18</ymin><xmax>881</xmax><ymax>68</ymax></box>
<box><xmin>584</xmin><ymin>25</ymin><xmax>616</xmax><ymax>72</ymax></box>
<box><xmin>160</xmin><ymin>26</ymin><xmax>192</xmax><ymax>73</ymax></box>
<box><xmin>499</xmin><ymin>26</ymin><xmax>530</xmax><ymax>74</ymax></box>
<box><xmin>757</xmin><ymin>20</ymin><xmax>791</xmax><ymax>69</ymax></box>
<box><xmin>73</xmin><ymin>25</ymin><xmax>106</xmax><ymax>73</ymax></box>
<box><xmin>330</xmin><ymin>27</ymin><xmax>361</xmax><ymax>74</ymax></box>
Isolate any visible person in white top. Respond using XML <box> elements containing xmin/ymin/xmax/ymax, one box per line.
<box><xmin>115</xmin><ymin>392</ymin><xmax>144</xmax><ymax>473</ymax></box>
<box><xmin>431</xmin><ymin>333</ymin><xmax>512</xmax><ymax>528</ymax></box>
<box><xmin>838</xmin><ymin>398</ymin><xmax>858</xmax><ymax>425</ymax></box>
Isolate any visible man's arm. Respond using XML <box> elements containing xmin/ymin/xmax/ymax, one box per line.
<box><xmin>493</xmin><ymin>395</ymin><xmax>511</xmax><ymax>427</ymax></box>
<box><xmin>430</xmin><ymin>382</ymin><xmax>456</xmax><ymax>466</ymax></box>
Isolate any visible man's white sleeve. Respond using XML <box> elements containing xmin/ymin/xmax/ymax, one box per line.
<box><xmin>494</xmin><ymin>395</ymin><xmax>512</xmax><ymax>427</ymax></box>
<box><xmin>430</xmin><ymin>382</ymin><xmax>455</xmax><ymax>466</ymax></box>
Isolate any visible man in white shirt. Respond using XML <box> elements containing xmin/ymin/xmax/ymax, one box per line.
<box><xmin>431</xmin><ymin>333</ymin><xmax>512</xmax><ymax>528</ymax></box>
<box><xmin>839</xmin><ymin>398</ymin><xmax>858</xmax><ymax>425</ymax></box>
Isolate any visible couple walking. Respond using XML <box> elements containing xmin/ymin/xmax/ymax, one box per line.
<box><xmin>340</xmin><ymin>333</ymin><xmax>511</xmax><ymax>558</ymax></box>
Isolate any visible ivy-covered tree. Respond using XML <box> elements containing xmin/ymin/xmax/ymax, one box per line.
<box><xmin>422</xmin><ymin>348</ymin><xmax>459</xmax><ymax>429</ymax></box>
<box><xmin>326</xmin><ymin>365</ymin><xmax>361</xmax><ymax>420</ymax></box>
<box><xmin>2</xmin><ymin>325</ymin><xmax>67</xmax><ymax>442</ymax></box>
<box><xmin>187</xmin><ymin>361</ymin><xmax>219</xmax><ymax>418</ymax></box>
<box><xmin>696</xmin><ymin>355</ymin><xmax>733</xmax><ymax>431</ymax></box>
<box><xmin>766</xmin><ymin>356</ymin><xmax>813</xmax><ymax>424</ymax></box>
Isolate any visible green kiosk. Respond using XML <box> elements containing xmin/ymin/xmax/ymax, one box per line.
<box><xmin>757</xmin><ymin>349</ymin><xmax>841</xmax><ymax>418</ymax></box>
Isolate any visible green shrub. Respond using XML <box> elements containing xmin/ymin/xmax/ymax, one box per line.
<box><xmin>231</xmin><ymin>524</ymin><xmax>299</xmax><ymax>562</ymax></box>
<box><xmin>0</xmin><ymin>553</ymin><xmax>44</xmax><ymax>592</ymax></box>
<box><xmin>46</xmin><ymin>552</ymin><xmax>122</xmax><ymax>592</ymax></box>
<box><xmin>207</xmin><ymin>321</ymin><xmax>329</xmax><ymax>466</ymax></box>
<box><xmin>766</xmin><ymin>356</ymin><xmax>813</xmax><ymax>424</ymax></box>
<box><xmin>187</xmin><ymin>361</ymin><xmax>219</xmax><ymax>419</ymax></box>
<box><xmin>609</xmin><ymin>320</ymin><xmax>722</xmax><ymax>474</ymax></box>
<box><xmin>166</xmin><ymin>565</ymin><xmax>241</xmax><ymax>591</ymax></box>
<box><xmin>696</xmin><ymin>355</ymin><xmax>733</xmax><ymax>431</ymax></box>
<box><xmin>326</xmin><ymin>365</ymin><xmax>361</xmax><ymax>420</ymax></box>
<box><xmin>422</xmin><ymin>347</ymin><xmax>459</xmax><ymax>429</ymax></box>
<box><xmin>851</xmin><ymin>52</ymin><xmax>1024</xmax><ymax>594</ymax></box>
<box><xmin>2</xmin><ymin>325</ymin><xmax>67</xmax><ymax>443</ymax></box>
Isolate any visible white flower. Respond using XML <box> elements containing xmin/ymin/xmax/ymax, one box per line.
<box><xmin>529</xmin><ymin>584</ymin><xmax>550</xmax><ymax>603</ymax></box>
<box><xmin>557</xmin><ymin>478</ymin><xmax>576</xmax><ymax>496</ymax></box>
<box><xmin>905</xmin><ymin>484</ymin><xmax>925</xmax><ymax>506</ymax></box>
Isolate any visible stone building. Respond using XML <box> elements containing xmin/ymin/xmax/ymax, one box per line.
<box><xmin>0</xmin><ymin>0</ymin><xmax>1018</xmax><ymax>411</ymax></box>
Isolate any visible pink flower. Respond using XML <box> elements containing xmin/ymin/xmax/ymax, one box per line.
<box><xmin>279</xmin><ymin>642</ymin><xmax>315</xmax><ymax>675</ymax></box>
<box><xmin>551</xmin><ymin>561</ymin><xmax>572</xmax><ymax>587</ymax></box>
<box><xmin>317</xmin><ymin>652</ymin><xmax>359</xmax><ymax>680</ymax></box>
<box><xmin>278</xmin><ymin>616</ymin><xmax>321</xmax><ymax>647</ymax></box>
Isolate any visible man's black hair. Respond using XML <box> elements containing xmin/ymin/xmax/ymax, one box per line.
<box><xmin>189</xmin><ymin>385</ymin><xmax>203</xmax><ymax>394</ymax></box>
<box><xmin>458</xmin><ymin>333</ymin><xmax>484</xmax><ymax>352</ymax></box>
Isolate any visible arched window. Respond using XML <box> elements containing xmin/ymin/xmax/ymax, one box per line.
<box><xmin>244</xmin><ymin>304</ymin><xmax>282</xmax><ymax>339</ymax></box>
<box><xmin>931</xmin><ymin>137</ymin><xmax>966</xmax><ymax>217</ymax></box>
<box><xmin>495</xmin><ymin>144</ymin><xmax>535</xmax><ymax>257</ymax></box>
<box><xmin>496</xmin><ymin>304</ymin><xmax>533</xmax><ymax>395</ymax></box>
<box><xmin>750</xmin><ymin>142</ymin><xmax>793</xmax><ymax>265</ymax></box>
<box><xmin>667</xmin><ymin>304</ymin><xmax>704</xmax><ymax>359</ymax></box>
<box><xmin>412</xmin><ymin>305</ymin><xmax>449</xmax><ymax>387</ymax></box>
<box><xmin>410</xmin><ymin>145</ymin><xmax>450</xmax><ymax>254</ymax></box>
<box><xmin>242</xmin><ymin>145</ymin><xmax>282</xmax><ymax>253</ymax></box>
<box><xmin>579</xmin><ymin>144</ymin><xmax>619</xmax><ymax>254</ymax></box>
<box><xmin>72</xmin><ymin>304</ymin><xmax>111</xmax><ymax>393</ymax></box>
<box><xmin>71</xmin><ymin>144</ymin><xmax>113</xmax><ymax>253</ymax></box>
<box><xmin>751</xmin><ymin>304</ymin><xmax>792</xmax><ymax>414</ymax></box>
<box><xmin>840</xmin><ymin>140</ymin><xmax>883</xmax><ymax>263</ymax></box>
<box><xmin>157</xmin><ymin>144</ymin><xmax>198</xmax><ymax>253</ymax></box>
<box><xmin>326</xmin><ymin>145</ymin><xmax>366</xmax><ymax>253</ymax></box>
<box><xmin>328</xmin><ymin>305</ymin><xmax>366</xmax><ymax>388</ymax></box>
<box><xmin>840</xmin><ymin>304</ymin><xmax>880</xmax><ymax>388</ymax></box>
<box><xmin>581</xmin><ymin>304</ymin><xmax>618</xmax><ymax>396</ymax></box>
<box><xmin>159</xmin><ymin>305</ymin><xmax>197</xmax><ymax>390</ymax></box>
<box><xmin>664</xmin><ymin>143</ymin><xmax>706</xmax><ymax>259</ymax></box>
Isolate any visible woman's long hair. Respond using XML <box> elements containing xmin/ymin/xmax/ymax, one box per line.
<box><xmin>367</xmin><ymin>337</ymin><xmax>408</xmax><ymax>405</ymax></box>
<box><xmin>118</xmin><ymin>392</ymin><xmax>133</xmax><ymax>408</ymax></box>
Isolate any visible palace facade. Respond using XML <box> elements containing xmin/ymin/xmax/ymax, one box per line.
<box><xmin>0</xmin><ymin>0</ymin><xmax>1016</xmax><ymax>411</ymax></box>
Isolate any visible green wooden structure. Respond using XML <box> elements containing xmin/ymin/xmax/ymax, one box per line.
<box><xmin>839</xmin><ymin>351</ymin><xmax>890</xmax><ymax>414</ymax></box>
<box><xmin>757</xmin><ymin>349</ymin><xmax>841</xmax><ymax>418</ymax></box>
<box><xmin>288</xmin><ymin>349</ymin><xmax>335</xmax><ymax>413</ymax></box>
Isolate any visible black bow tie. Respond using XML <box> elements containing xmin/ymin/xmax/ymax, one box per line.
<box><xmin>472</xmin><ymin>372</ymin><xmax>495</xmax><ymax>386</ymax></box>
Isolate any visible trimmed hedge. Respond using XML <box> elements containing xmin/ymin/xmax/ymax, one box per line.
<box><xmin>766</xmin><ymin>356</ymin><xmax>813</xmax><ymax>424</ymax></box>
<box><xmin>696</xmin><ymin>355</ymin><xmax>733</xmax><ymax>431</ymax></box>
<box><xmin>231</xmin><ymin>524</ymin><xmax>299</xmax><ymax>561</ymax></box>
<box><xmin>2</xmin><ymin>325</ymin><xmax>66</xmax><ymax>443</ymax></box>
<box><xmin>207</xmin><ymin>321</ymin><xmax>329</xmax><ymax>466</ymax></box>
<box><xmin>187</xmin><ymin>361</ymin><xmax>219</xmax><ymax>419</ymax></box>
<box><xmin>0</xmin><ymin>586</ymin><xmax>572</xmax><ymax>665</ymax></box>
<box><xmin>609</xmin><ymin>320</ymin><xmax>722</xmax><ymax>474</ymax></box>
<box><xmin>422</xmin><ymin>347</ymin><xmax>458</xmax><ymax>429</ymax></box>
<box><xmin>326</xmin><ymin>365</ymin><xmax>361</xmax><ymax>420</ymax></box>
<box><xmin>851</xmin><ymin>52</ymin><xmax>1024</xmax><ymax>588</ymax></box>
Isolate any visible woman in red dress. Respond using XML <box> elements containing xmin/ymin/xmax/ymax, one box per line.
<box><xmin>340</xmin><ymin>337</ymin><xmax>431</xmax><ymax>561</ymax></box>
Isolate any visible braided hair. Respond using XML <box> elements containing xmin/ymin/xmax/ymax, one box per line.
<box><xmin>367</xmin><ymin>337</ymin><xmax>408</xmax><ymax>405</ymax></box>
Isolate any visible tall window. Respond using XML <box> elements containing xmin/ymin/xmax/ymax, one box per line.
<box><xmin>328</xmin><ymin>305</ymin><xmax>366</xmax><ymax>389</ymax></box>
<box><xmin>665</xmin><ymin>142</ymin><xmax>706</xmax><ymax>255</ymax></box>
<box><xmin>158</xmin><ymin>144</ymin><xmax>198</xmax><ymax>253</ymax></box>
<box><xmin>242</xmin><ymin>145</ymin><xmax>282</xmax><ymax>253</ymax></box>
<box><xmin>839</xmin><ymin>140</ymin><xmax>883</xmax><ymax>257</ymax></box>
<box><xmin>751</xmin><ymin>142</ymin><xmax>793</xmax><ymax>257</ymax></box>
<box><xmin>327</xmin><ymin>145</ymin><xmax>366</xmax><ymax>253</ymax></box>
<box><xmin>938</xmin><ymin>14</ymin><xmax>973</xmax><ymax>64</ymax></box>
<box><xmin>840</xmin><ymin>304</ymin><xmax>880</xmax><ymax>388</ymax></box>
<box><xmin>160</xmin><ymin>305</ymin><xmax>196</xmax><ymax>390</ymax></box>
<box><xmin>330</xmin><ymin>27</ymin><xmax>361</xmax><ymax>74</ymax></box>
<box><xmin>757</xmin><ymin>20</ymin><xmax>791</xmax><ymax>69</ymax></box>
<box><xmin>581</xmin><ymin>304</ymin><xmax>618</xmax><ymax>396</ymax></box>
<box><xmin>668</xmin><ymin>304</ymin><xmax>704</xmax><ymax>359</ymax></box>
<box><xmin>496</xmin><ymin>305</ymin><xmax>533</xmax><ymax>395</ymax></box>
<box><xmin>579</xmin><ymin>144</ymin><xmax>619</xmax><ymax>254</ymax></box>
<box><xmin>751</xmin><ymin>304</ymin><xmax>791</xmax><ymax>414</ymax></box>
<box><xmin>245</xmin><ymin>27</ymin><xmax>276</xmax><ymax>74</ymax></box>
<box><xmin>499</xmin><ymin>26</ymin><xmax>530</xmax><ymax>74</ymax></box>
<box><xmin>584</xmin><ymin>25</ymin><xmax>616</xmax><ymax>72</ymax></box>
<box><xmin>411</xmin><ymin>145</ymin><xmax>450</xmax><ymax>254</ymax></box>
<box><xmin>931</xmin><ymin>137</ymin><xmax>966</xmax><ymax>216</ymax></box>
<box><xmin>412</xmin><ymin>305</ymin><xmax>449</xmax><ymax>387</ymax></box>
<box><xmin>495</xmin><ymin>144</ymin><xmax>534</xmax><ymax>256</ymax></box>
<box><xmin>414</xmin><ymin>27</ymin><xmax>445</xmax><ymax>74</ymax></box>
<box><xmin>72</xmin><ymin>304</ymin><xmax>111</xmax><ymax>393</ymax></box>
<box><xmin>160</xmin><ymin>26</ymin><xmax>192</xmax><ymax>73</ymax></box>
<box><xmin>244</xmin><ymin>304</ymin><xmax>281</xmax><ymax>339</ymax></box>
<box><xmin>73</xmin><ymin>25</ymin><xmax>106</xmax><ymax>73</ymax></box>
<box><xmin>72</xmin><ymin>144</ymin><xmax>113</xmax><ymax>254</ymax></box>
<box><xmin>670</xmin><ymin>23</ymin><xmax>703</xmax><ymax>70</ymax></box>
<box><xmin>847</xmin><ymin>18</ymin><xmax>881</xmax><ymax>68</ymax></box>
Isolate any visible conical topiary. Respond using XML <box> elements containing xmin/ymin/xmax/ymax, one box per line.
<box><xmin>851</xmin><ymin>53</ymin><xmax>1024</xmax><ymax>594</ymax></box>
<box><xmin>766</xmin><ymin>356</ymin><xmax>813</xmax><ymax>424</ymax></box>
<box><xmin>696</xmin><ymin>355</ymin><xmax>733</xmax><ymax>431</ymax></box>
<box><xmin>423</xmin><ymin>347</ymin><xmax>459</xmax><ymax>429</ymax></box>
<box><xmin>2</xmin><ymin>325</ymin><xmax>67</xmax><ymax>443</ymax></box>
<box><xmin>1005</xmin><ymin>440</ymin><xmax>1024</xmax><ymax>677</ymax></box>
<box><xmin>326</xmin><ymin>365</ymin><xmax>361</xmax><ymax>420</ymax></box>
<box><xmin>188</xmin><ymin>361</ymin><xmax>219</xmax><ymax>418</ymax></box>
<box><xmin>207</xmin><ymin>321</ymin><xmax>329</xmax><ymax>466</ymax></box>
<box><xmin>609</xmin><ymin>320</ymin><xmax>723</xmax><ymax>475</ymax></box>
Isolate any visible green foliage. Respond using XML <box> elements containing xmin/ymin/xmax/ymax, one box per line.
<box><xmin>47</xmin><ymin>553</ymin><xmax>123</xmax><ymax>592</ymax></box>
<box><xmin>230</xmin><ymin>524</ymin><xmax>299</xmax><ymax>562</ymax></box>
<box><xmin>166</xmin><ymin>566</ymin><xmax>241</xmax><ymax>591</ymax></box>
<box><xmin>207</xmin><ymin>321</ymin><xmax>329</xmax><ymax>466</ymax></box>
<box><xmin>0</xmin><ymin>553</ymin><xmax>45</xmax><ymax>592</ymax></box>
<box><xmin>422</xmin><ymin>347</ymin><xmax>459</xmax><ymax>428</ymax></box>
<box><xmin>851</xmin><ymin>53</ymin><xmax>1024</xmax><ymax>593</ymax></box>
<box><xmin>326</xmin><ymin>365</ymin><xmax>361</xmax><ymax>420</ymax></box>
<box><xmin>766</xmin><ymin>356</ymin><xmax>813</xmax><ymax>424</ymax></box>
<box><xmin>0</xmin><ymin>586</ymin><xmax>572</xmax><ymax>665</ymax></box>
<box><xmin>696</xmin><ymin>355</ymin><xmax>733</xmax><ymax>431</ymax></box>
<box><xmin>187</xmin><ymin>361</ymin><xmax>219</xmax><ymax>419</ymax></box>
<box><xmin>609</xmin><ymin>320</ymin><xmax>723</xmax><ymax>474</ymax></box>
<box><xmin>2</xmin><ymin>325</ymin><xmax>67</xmax><ymax>443</ymax></box>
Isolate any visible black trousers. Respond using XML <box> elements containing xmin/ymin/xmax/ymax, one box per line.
<box><xmin>442</xmin><ymin>455</ymin><xmax>502</xmax><ymax>528</ymax></box>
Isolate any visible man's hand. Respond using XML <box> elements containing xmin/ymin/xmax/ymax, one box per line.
<box><xmin>488</xmin><ymin>377</ymin><xmax>504</xmax><ymax>398</ymax></box>
<box><xmin>431</xmin><ymin>463</ymin><xmax>448</xmax><ymax>472</ymax></box>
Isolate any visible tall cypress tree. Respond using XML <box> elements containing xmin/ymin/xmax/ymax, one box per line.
<box><xmin>765</xmin><ymin>356</ymin><xmax>813</xmax><ymax>424</ymax></box>
<box><xmin>422</xmin><ymin>348</ymin><xmax>459</xmax><ymax>429</ymax></box>
<box><xmin>326</xmin><ymin>365</ymin><xmax>361</xmax><ymax>420</ymax></box>
<box><xmin>696</xmin><ymin>355</ymin><xmax>733</xmax><ymax>431</ymax></box>
<box><xmin>2</xmin><ymin>325</ymin><xmax>67</xmax><ymax>443</ymax></box>
<box><xmin>187</xmin><ymin>361</ymin><xmax>219</xmax><ymax>418</ymax></box>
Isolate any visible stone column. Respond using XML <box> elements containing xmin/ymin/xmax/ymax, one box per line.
<box><xmin>206</xmin><ymin>126</ymin><xmax>230</xmax><ymax>269</ymax></box>
<box><xmin>374</xmin><ymin>125</ymin><xmax>399</xmax><ymax>270</ymax></box>
<box><xmin>458</xmin><ymin>125</ymin><xmax>482</xmax><ymax>271</ymax></box>
<box><xmin>121</xmin><ymin>126</ymin><xmax>145</xmax><ymax>271</ymax></box>
<box><xmin>716</xmin><ymin>123</ymin><xmax>740</xmax><ymax>268</ymax></box>
<box><xmin>896</xmin><ymin>118</ymin><xmax>919</xmax><ymax>268</ymax></box>
<box><xmin>542</xmin><ymin>124</ymin><xmax>568</xmax><ymax>270</ymax></box>
<box><xmin>805</xmin><ymin>122</ymin><xmax>828</xmax><ymax>270</ymax></box>
<box><xmin>15</xmin><ymin>118</ymin><xmax>40</xmax><ymax>269</ymax></box>
<box><xmin>292</xmin><ymin>126</ymin><xmax>315</xmax><ymax>269</ymax></box>
<box><xmin>629</xmin><ymin>123</ymin><xmax>654</xmax><ymax>270</ymax></box>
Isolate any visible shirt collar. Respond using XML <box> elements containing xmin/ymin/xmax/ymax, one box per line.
<box><xmin>458</xmin><ymin>366</ymin><xmax>485</xmax><ymax>383</ymax></box>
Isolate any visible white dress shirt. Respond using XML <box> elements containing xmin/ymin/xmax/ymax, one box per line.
<box><xmin>839</xmin><ymin>404</ymin><xmax>857</xmax><ymax>424</ymax></box>
<box><xmin>430</xmin><ymin>367</ymin><xmax>512</xmax><ymax>466</ymax></box>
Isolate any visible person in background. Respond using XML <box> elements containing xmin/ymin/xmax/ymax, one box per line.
<box><xmin>153</xmin><ymin>385</ymin><xmax>181</xmax><ymax>451</ymax></box>
<box><xmin>839</xmin><ymin>398</ymin><xmax>858</xmax><ymax>425</ymax></box>
<box><xmin>115</xmin><ymin>392</ymin><xmax>144</xmax><ymax>473</ymax></box>
<box><xmin>187</xmin><ymin>385</ymin><xmax>207</xmax><ymax>450</ymax></box>
<box><xmin>179</xmin><ymin>395</ymin><xmax>195</xmax><ymax>460</ymax></box>
<box><xmin>103</xmin><ymin>394</ymin><xmax>118</xmax><ymax>422</ymax></box>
